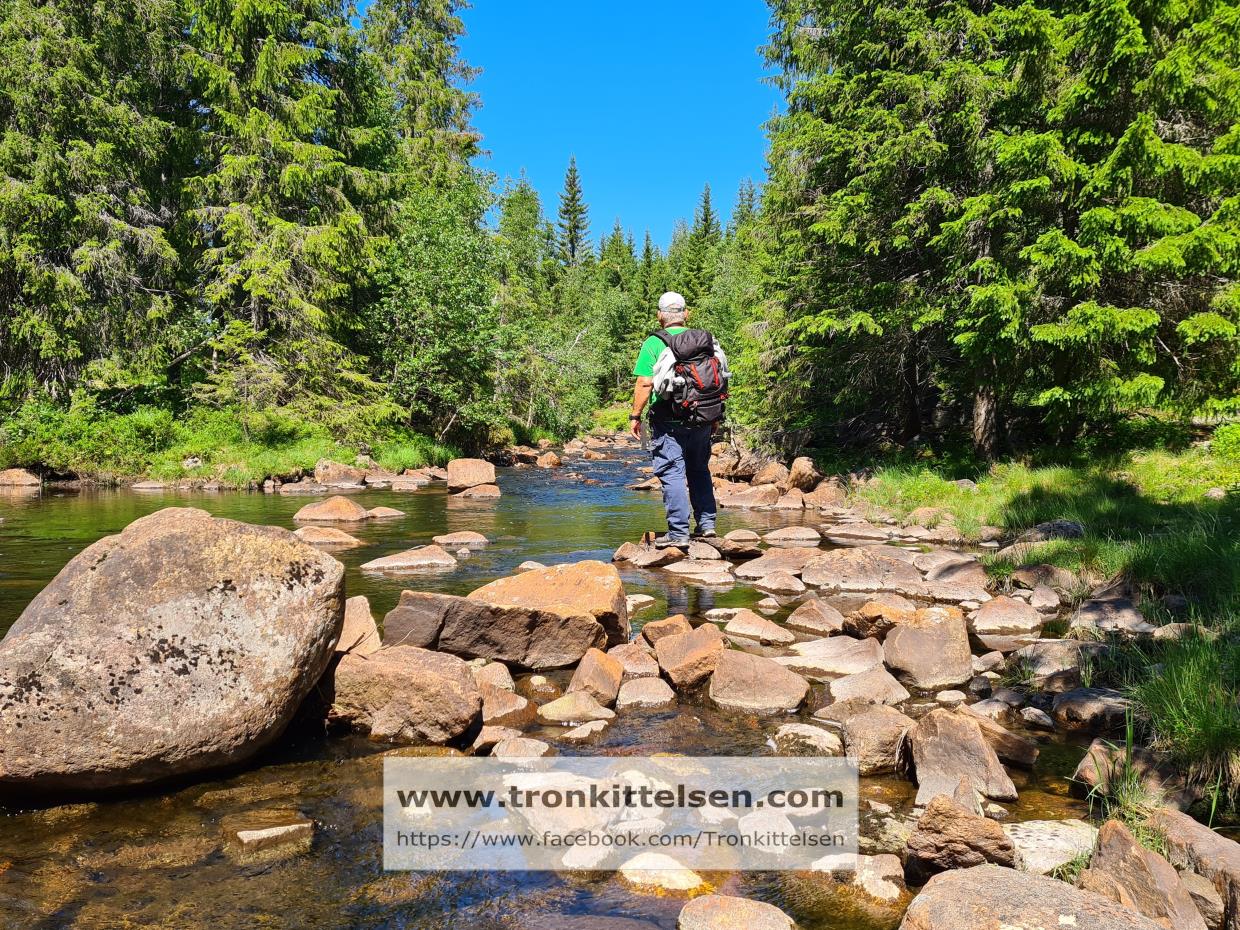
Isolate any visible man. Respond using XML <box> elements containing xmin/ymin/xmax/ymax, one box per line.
<box><xmin>629</xmin><ymin>291</ymin><xmax>725</xmax><ymax>547</ymax></box>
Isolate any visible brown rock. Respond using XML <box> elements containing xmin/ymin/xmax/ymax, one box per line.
<box><xmin>655</xmin><ymin>625</ymin><xmax>725</xmax><ymax>689</ymax></box>
<box><xmin>787</xmin><ymin>456</ymin><xmax>821</xmax><ymax>491</ymax></box>
<box><xmin>339</xmin><ymin>596</ymin><xmax>381</xmax><ymax>656</ymax></box>
<box><xmin>969</xmin><ymin>595</ymin><xmax>1043</xmax><ymax>653</ymax></box>
<box><xmin>803</xmin><ymin>480</ymin><xmax>847</xmax><ymax>507</ymax></box>
<box><xmin>883</xmin><ymin>607</ymin><xmax>973</xmax><ymax>689</ymax></box>
<box><xmin>480</xmin><ymin>682</ymin><xmax>537</xmax><ymax>728</ymax></box>
<box><xmin>1073</xmin><ymin>738</ymin><xmax>1194</xmax><ymax>809</ymax></box>
<box><xmin>786</xmin><ymin>598</ymin><xmax>846</xmax><ymax>636</ymax></box>
<box><xmin>384</xmin><ymin>590</ymin><xmax>606</xmax><ymax>669</ymax></box>
<box><xmin>536</xmin><ymin>452</ymin><xmax>562</xmax><ymax>468</ymax></box>
<box><xmin>536</xmin><ymin>691</ymin><xmax>615</xmax><ymax>724</ymax></box>
<box><xmin>0</xmin><ymin>467</ymin><xmax>40</xmax><ymax>486</ymax></box>
<box><xmin>966</xmin><ymin>711</ymin><xmax>1039</xmax><ymax>769</ymax></box>
<box><xmin>908</xmin><ymin>708</ymin><xmax>1017</xmax><ymax>803</ymax></box>
<box><xmin>733</xmin><ymin>546</ymin><xmax>821</xmax><ymax>580</ymax></box>
<box><xmin>844</xmin><ymin>600</ymin><xmax>917</xmax><ymax>640</ymax></box>
<box><xmin>0</xmin><ymin>508</ymin><xmax>343</xmax><ymax>793</ymax></box>
<box><xmin>1147</xmin><ymin>807</ymin><xmax>1240</xmax><ymax>930</ymax></box>
<box><xmin>330</xmin><ymin>646</ymin><xmax>481</xmax><ymax>744</ymax></box>
<box><xmin>754</xmin><ymin>570</ymin><xmax>807</xmax><ymax>595</ymax></box>
<box><xmin>708</xmin><ymin>650</ymin><xmax>809</xmax><ymax>714</ymax></box>
<box><xmin>367</xmin><ymin>506</ymin><xmax>405</xmax><ymax>518</ymax></box>
<box><xmin>641</xmin><ymin>614</ymin><xmax>693</xmax><ymax>647</ymax></box>
<box><xmin>455</xmin><ymin>483</ymin><xmax>501</xmax><ymax>499</ymax></box>
<box><xmin>1052</xmin><ymin>688</ymin><xmax>1129</xmax><ymax>733</ymax></box>
<box><xmin>752</xmin><ymin>461</ymin><xmax>791</xmax><ymax>487</ymax></box>
<box><xmin>616</xmin><ymin>677</ymin><xmax>676</xmax><ymax>710</ymax></box>
<box><xmin>608</xmin><ymin>642</ymin><xmax>659</xmax><ymax>681</ymax></box>
<box><xmin>813</xmin><ymin>700</ymin><xmax>913</xmax><ymax>774</ymax></box>
<box><xmin>723</xmin><ymin>609</ymin><xmax>796</xmax><ymax>645</ymax></box>
<box><xmin>567</xmin><ymin>648</ymin><xmax>624</xmax><ymax>706</ymax></box>
<box><xmin>899</xmin><ymin>864</ymin><xmax>1169</xmax><ymax>930</ymax></box>
<box><xmin>677</xmin><ymin>894</ymin><xmax>795</xmax><ymax>930</ymax></box>
<box><xmin>802</xmin><ymin>547</ymin><xmax>924</xmax><ymax>593</ymax></box>
<box><xmin>469</xmin><ymin>560</ymin><xmax>630</xmax><ymax>646</ymax></box>
<box><xmin>432</xmin><ymin>531</ymin><xmax>490</xmax><ymax>548</ymax></box>
<box><xmin>904</xmin><ymin>795</ymin><xmax>1016</xmax><ymax>884</ymax></box>
<box><xmin>828</xmin><ymin>666</ymin><xmax>910</xmax><ymax>705</ymax></box>
<box><xmin>1078</xmin><ymin>820</ymin><xmax>1206</xmax><ymax>929</ymax></box>
<box><xmin>293</xmin><ymin>495</ymin><xmax>371</xmax><ymax>523</ymax></box>
<box><xmin>716</xmin><ymin>483</ymin><xmax>781</xmax><ymax>508</ymax></box>
<box><xmin>446</xmin><ymin>458</ymin><xmax>497</xmax><ymax>491</ymax></box>
<box><xmin>313</xmin><ymin>459</ymin><xmax>367</xmax><ymax>487</ymax></box>
<box><xmin>786</xmin><ymin>636</ymin><xmax>884</xmax><ymax>677</ymax></box>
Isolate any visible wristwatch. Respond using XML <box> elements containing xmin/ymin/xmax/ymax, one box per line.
<box><xmin>629</xmin><ymin>414</ymin><xmax>641</xmax><ymax>422</ymax></box>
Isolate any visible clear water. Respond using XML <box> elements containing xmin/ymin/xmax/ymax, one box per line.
<box><xmin>0</xmin><ymin>450</ymin><xmax>1090</xmax><ymax>929</ymax></box>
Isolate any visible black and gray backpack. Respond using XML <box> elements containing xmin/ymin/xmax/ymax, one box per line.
<box><xmin>650</xmin><ymin>328</ymin><xmax>731</xmax><ymax>426</ymax></box>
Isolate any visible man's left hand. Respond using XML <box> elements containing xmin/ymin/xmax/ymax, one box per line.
<box><xmin>629</xmin><ymin>417</ymin><xmax>641</xmax><ymax>440</ymax></box>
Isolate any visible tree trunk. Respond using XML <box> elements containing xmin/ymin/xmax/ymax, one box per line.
<box><xmin>972</xmin><ymin>385</ymin><xmax>999</xmax><ymax>458</ymax></box>
<box><xmin>900</xmin><ymin>344</ymin><xmax>922</xmax><ymax>443</ymax></box>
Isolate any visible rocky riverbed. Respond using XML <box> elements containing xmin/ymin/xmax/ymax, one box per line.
<box><xmin>0</xmin><ymin>436</ymin><xmax>1234</xmax><ymax>930</ymax></box>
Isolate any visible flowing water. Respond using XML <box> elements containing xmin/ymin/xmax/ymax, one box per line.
<box><xmin>0</xmin><ymin>450</ymin><xmax>1091</xmax><ymax>929</ymax></box>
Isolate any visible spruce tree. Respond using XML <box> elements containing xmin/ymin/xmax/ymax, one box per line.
<box><xmin>556</xmin><ymin>156</ymin><xmax>591</xmax><ymax>266</ymax></box>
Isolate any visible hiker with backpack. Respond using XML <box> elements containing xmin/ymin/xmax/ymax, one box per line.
<box><xmin>628</xmin><ymin>291</ymin><xmax>731</xmax><ymax>548</ymax></box>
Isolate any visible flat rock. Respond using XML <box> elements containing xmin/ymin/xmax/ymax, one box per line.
<box><xmin>360</xmin><ymin>544</ymin><xmax>457</xmax><ymax>573</ymax></box>
<box><xmin>655</xmin><ymin>625</ymin><xmax>725</xmax><ymax>688</ymax></box>
<box><xmin>813</xmin><ymin>700</ymin><xmax>913</xmax><ymax>774</ymax></box>
<box><xmin>1148</xmin><ymin>806</ymin><xmax>1240</xmax><ymax>930</ymax></box>
<box><xmin>626</xmin><ymin>594</ymin><xmax>657</xmax><ymax>615</ymax></box>
<box><xmin>1073</xmin><ymin>594</ymin><xmax>1156</xmax><ymax>636</ymax></box>
<box><xmin>446</xmin><ymin>458</ymin><xmax>496</xmax><ymax>491</ymax></box>
<box><xmin>616</xmin><ymin>677</ymin><xmax>676</xmax><ymax>709</ymax></box>
<box><xmin>827</xmin><ymin>666</ymin><xmax>910</xmax><ymax>705</ymax></box>
<box><xmin>293</xmin><ymin>495</ymin><xmax>371</xmax><ymax>523</ymax></box>
<box><xmin>883</xmin><ymin>607</ymin><xmax>973</xmax><ymax>689</ymax></box>
<box><xmin>802</xmin><ymin>547</ymin><xmax>924</xmax><ymax>593</ymax></box>
<box><xmin>763</xmin><ymin>525</ymin><xmax>822</xmax><ymax>545</ymax></box>
<box><xmin>772</xmin><ymin>723</ymin><xmax>842</xmax><ymax>756</ymax></box>
<box><xmin>787</xmin><ymin>636</ymin><xmax>883</xmax><ymax>677</ymax></box>
<box><xmin>899</xmin><ymin>864</ymin><xmax>1167</xmax><ymax>930</ymax></box>
<box><xmin>385</xmin><ymin>590</ymin><xmax>606</xmax><ymax>669</ymax></box>
<box><xmin>969</xmin><ymin>595</ymin><xmax>1043</xmax><ymax>653</ymax></box>
<box><xmin>468</xmin><ymin>560</ymin><xmax>630</xmax><ymax>646</ymax></box>
<box><xmin>613</xmin><ymin>542</ymin><xmax>686</xmax><ymax>568</ymax></box>
<box><xmin>367</xmin><ymin>506</ymin><xmax>405</xmax><ymax>518</ymax></box>
<box><xmin>618</xmin><ymin>852</ymin><xmax>707</xmax><ymax>894</ymax></box>
<box><xmin>566</xmin><ymin>648</ymin><xmax>624</xmax><ymax>706</ymax></box>
<box><xmin>1078</xmin><ymin>819</ymin><xmax>1206</xmax><ymax>930</ymax></box>
<box><xmin>492</xmin><ymin>737</ymin><xmax>554</xmax><ymax>759</ymax></box>
<box><xmin>785</xmin><ymin>598</ymin><xmax>846</xmax><ymax>635</ymax></box>
<box><xmin>754</xmin><ymin>570</ymin><xmax>807</xmax><ymax>595</ymax></box>
<box><xmin>454</xmin><ymin>483</ymin><xmax>501</xmax><ymax>499</ymax></box>
<box><xmin>0</xmin><ymin>508</ymin><xmax>343</xmax><ymax>792</ymax></box>
<box><xmin>339</xmin><ymin>596</ymin><xmax>380</xmax><ymax>656</ymax></box>
<box><xmin>1012</xmin><ymin>639</ymin><xmax>1109</xmax><ymax>692</ymax></box>
<box><xmin>559</xmin><ymin>719</ymin><xmax>611</xmax><ymax>744</ymax></box>
<box><xmin>1003</xmin><ymin>819</ymin><xmax>1098</xmax><ymax>875</ymax></box>
<box><xmin>716</xmin><ymin>484</ymin><xmax>781</xmax><ymax>508</ymax></box>
<box><xmin>1052</xmin><ymin>688</ymin><xmax>1129</xmax><ymax>733</ymax></box>
<box><xmin>908</xmin><ymin>708</ymin><xmax>1017</xmax><ymax>803</ymax></box>
<box><xmin>723</xmin><ymin>609</ymin><xmax>795</xmax><ymax>645</ymax></box>
<box><xmin>709</xmin><ymin>650</ymin><xmax>810</xmax><ymax>714</ymax></box>
<box><xmin>733</xmin><ymin>546</ymin><xmax>821</xmax><ymax>580</ymax></box>
<box><xmin>676</xmin><ymin>894</ymin><xmax>795</xmax><ymax>930</ymax></box>
<box><xmin>331</xmin><ymin>646</ymin><xmax>481</xmax><ymax>744</ymax></box>
<box><xmin>724</xmin><ymin>529</ymin><xmax>760</xmax><ymax>542</ymax></box>
<box><xmin>294</xmin><ymin>525</ymin><xmax>364</xmax><ymax>547</ymax></box>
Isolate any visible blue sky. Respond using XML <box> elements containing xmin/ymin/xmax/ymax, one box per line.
<box><xmin>456</xmin><ymin>1</ymin><xmax>781</xmax><ymax>248</ymax></box>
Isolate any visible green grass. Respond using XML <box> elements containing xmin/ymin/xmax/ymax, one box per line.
<box><xmin>1084</xmin><ymin>714</ymin><xmax>1172</xmax><ymax>853</ymax></box>
<box><xmin>592</xmin><ymin>404</ymin><xmax>631</xmax><ymax>433</ymax></box>
<box><xmin>0</xmin><ymin>399</ymin><xmax>457</xmax><ymax>486</ymax></box>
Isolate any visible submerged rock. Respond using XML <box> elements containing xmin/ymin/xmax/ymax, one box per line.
<box><xmin>676</xmin><ymin>894</ymin><xmax>794</xmax><ymax>929</ymax></box>
<box><xmin>772</xmin><ymin>723</ymin><xmax>842</xmax><ymax>756</ymax></box>
<box><xmin>294</xmin><ymin>525</ymin><xmax>364</xmax><ymax>547</ymax></box>
<box><xmin>360</xmin><ymin>544</ymin><xmax>457</xmax><ymax>573</ymax></box>
<box><xmin>0</xmin><ymin>507</ymin><xmax>343</xmax><ymax>793</ymax></box>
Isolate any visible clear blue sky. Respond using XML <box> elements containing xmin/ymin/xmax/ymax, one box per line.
<box><xmin>456</xmin><ymin>1</ymin><xmax>781</xmax><ymax>248</ymax></box>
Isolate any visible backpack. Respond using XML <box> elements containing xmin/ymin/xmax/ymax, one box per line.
<box><xmin>650</xmin><ymin>328</ymin><xmax>730</xmax><ymax>426</ymax></box>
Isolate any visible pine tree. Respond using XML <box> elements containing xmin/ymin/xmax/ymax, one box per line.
<box><xmin>556</xmin><ymin>156</ymin><xmax>591</xmax><ymax>266</ymax></box>
<box><xmin>729</xmin><ymin>178</ymin><xmax>758</xmax><ymax>235</ymax></box>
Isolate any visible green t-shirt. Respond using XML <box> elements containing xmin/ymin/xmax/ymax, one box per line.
<box><xmin>633</xmin><ymin>327</ymin><xmax>686</xmax><ymax>379</ymax></box>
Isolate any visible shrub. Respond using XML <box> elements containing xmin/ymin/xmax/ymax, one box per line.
<box><xmin>1214</xmin><ymin>423</ymin><xmax>1240</xmax><ymax>462</ymax></box>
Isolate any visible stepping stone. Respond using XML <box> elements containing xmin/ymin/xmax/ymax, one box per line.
<box><xmin>1004</xmin><ymin>819</ymin><xmax>1098</xmax><ymax>875</ymax></box>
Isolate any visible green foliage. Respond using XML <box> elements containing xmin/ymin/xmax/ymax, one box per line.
<box><xmin>759</xmin><ymin>0</ymin><xmax>1240</xmax><ymax>456</ymax></box>
<box><xmin>1214</xmin><ymin>423</ymin><xmax>1240</xmax><ymax>461</ymax></box>
<box><xmin>557</xmin><ymin>156</ymin><xmax>591</xmax><ymax>267</ymax></box>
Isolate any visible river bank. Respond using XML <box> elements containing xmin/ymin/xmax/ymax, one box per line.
<box><xmin>1</xmin><ymin>435</ymin><xmax>1237</xmax><ymax>929</ymax></box>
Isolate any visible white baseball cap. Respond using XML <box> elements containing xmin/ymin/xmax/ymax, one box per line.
<box><xmin>658</xmin><ymin>291</ymin><xmax>686</xmax><ymax>313</ymax></box>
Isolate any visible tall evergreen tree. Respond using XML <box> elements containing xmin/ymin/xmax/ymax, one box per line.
<box><xmin>556</xmin><ymin>156</ymin><xmax>591</xmax><ymax>266</ymax></box>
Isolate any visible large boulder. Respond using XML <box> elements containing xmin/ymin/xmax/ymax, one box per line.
<box><xmin>813</xmin><ymin>700</ymin><xmax>913</xmax><ymax>774</ymax></box>
<box><xmin>751</xmin><ymin>462</ymin><xmax>791</xmax><ymax>487</ymax></box>
<box><xmin>446</xmin><ymin>458</ymin><xmax>497</xmax><ymax>491</ymax></box>
<box><xmin>1078</xmin><ymin>820</ymin><xmax>1207</xmax><ymax>930</ymax></box>
<box><xmin>908</xmin><ymin>708</ymin><xmax>1017</xmax><ymax>803</ymax></box>
<box><xmin>787</xmin><ymin>457</ymin><xmax>821</xmax><ymax>492</ymax></box>
<box><xmin>968</xmin><ymin>595</ymin><xmax>1043</xmax><ymax>653</ymax></box>
<box><xmin>0</xmin><ymin>508</ymin><xmax>343</xmax><ymax>792</ymax></box>
<box><xmin>383</xmin><ymin>590</ymin><xmax>605</xmax><ymax>669</ymax></box>
<box><xmin>0</xmin><ymin>467</ymin><xmax>40</xmax><ymax>486</ymax></box>
<box><xmin>828</xmin><ymin>666</ymin><xmax>910</xmax><ymax>705</ymax></box>
<box><xmin>784</xmin><ymin>636</ymin><xmax>884</xmax><ymax>678</ymax></box>
<box><xmin>1052</xmin><ymin>688</ymin><xmax>1129</xmax><ymax>733</ymax></box>
<box><xmin>723</xmin><ymin>609</ymin><xmax>795</xmax><ymax>645</ymax></box>
<box><xmin>904</xmin><ymin>795</ymin><xmax>1016</xmax><ymax>884</ymax></box>
<box><xmin>655</xmin><ymin>625</ymin><xmax>725</xmax><ymax>689</ymax></box>
<box><xmin>293</xmin><ymin>495</ymin><xmax>371</xmax><ymax>523</ymax></box>
<box><xmin>468</xmin><ymin>561</ymin><xmax>630</xmax><ymax>646</ymax></box>
<box><xmin>1147</xmin><ymin>806</ymin><xmax>1240</xmax><ymax>930</ymax></box>
<box><xmin>330</xmin><ymin>646</ymin><xmax>481</xmax><ymax>743</ymax></box>
<box><xmin>883</xmin><ymin>607</ymin><xmax>973</xmax><ymax>689</ymax></box>
<box><xmin>899</xmin><ymin>864</ymin><xmax>1167</xmax><ymax>930</ymax></box>
<box><xmin>802</xmin><ymin>547</ymin><xmax>924</xmax><ymax>593</ymax></box>
<box><xmin>785</xmin><ymin>598</ymin><xmax>846</xmax><ymax>636</ymax></box>
<box><xmin>708</xmin><ymin>650</ymin><xmax>809</xmax><ymax>714</ymax></box>
<box><xmin>313</xmin><ymin>459</ymin><xmax>368</xmax><ymax>488</ymax></box>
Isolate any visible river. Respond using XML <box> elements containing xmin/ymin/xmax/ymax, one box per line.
<box><xmin>0</xmin><ymin>448</ymin><xmax>1090</xmax><ymax>929</ymax></box>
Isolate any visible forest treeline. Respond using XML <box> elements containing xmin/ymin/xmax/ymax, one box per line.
<box><xmin>1</xmin><ymin>0</ymin><xmax>1238</xmax><ymax>477</ymax></box>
